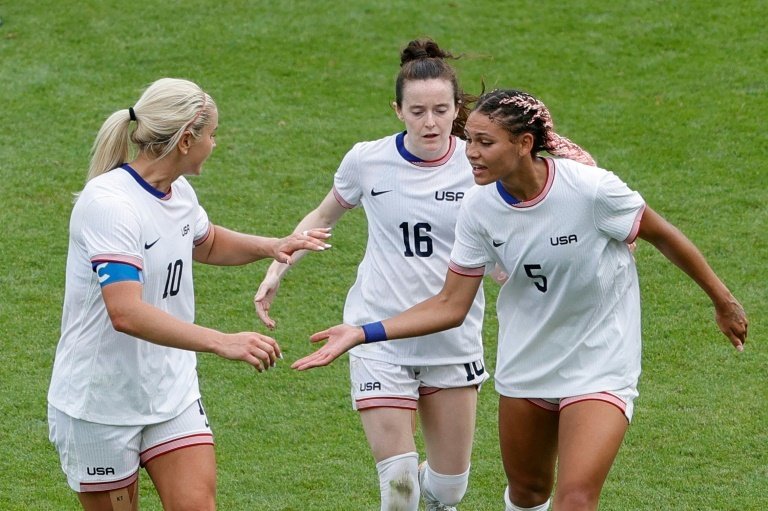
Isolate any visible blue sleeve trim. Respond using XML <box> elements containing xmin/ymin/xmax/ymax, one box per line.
<box><xmin>361</xmin><ymin>321</ymin><xmax>388</xmax><ymax>343</ymax></box>
<box><xmin>92</xmin><ymin>262</ymin><xmax>142</xmax><ymax>287</ymax></box>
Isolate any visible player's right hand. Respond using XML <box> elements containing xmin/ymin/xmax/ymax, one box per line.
<box><xmin>216</xmin><ymin>332</ymin><xmax>282</xmax><ymax>372</ymax></box>
<box><xmin>254</xmin><ymin>273</ymin><xmax>281</xmax><ymax>330</ymax></box>
<box><xmin>291</xmin><ymin>324</ymin><xmax>365</xmax><ymax>371</ymax></box>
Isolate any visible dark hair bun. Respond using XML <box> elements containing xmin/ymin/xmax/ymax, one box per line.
<box><xmin>400</xmin><ymin>38</ymin><xmax>452</xmax><ymax>66</ymax></box>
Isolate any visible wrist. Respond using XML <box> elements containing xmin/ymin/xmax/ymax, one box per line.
<box><xmin>361</xmin><ymin>321</ymin><xmax>387</xmax><ymax>343</ymax></box>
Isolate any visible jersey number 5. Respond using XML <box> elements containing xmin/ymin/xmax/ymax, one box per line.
<box><xmin>523</xmin><ymin>264</ymin><xmax>548</xmax><ymax>293</ymax></box>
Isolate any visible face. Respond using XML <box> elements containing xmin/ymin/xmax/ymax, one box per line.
<box><xmin>395</xmin><ymin>78</ymin><xmax>458</xmax><ymax>159</ymax></box>
<box><xmin>182</xmin><ymin>108</ymin><xmax>218</xmax><ymax>175</ymax></box>
<box><xmin>464</xmin><ymin>111</ymin><xmax>527</xmax><ymax>186</ymax></box>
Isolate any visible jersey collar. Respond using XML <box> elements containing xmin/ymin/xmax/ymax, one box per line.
<box><xmin>120</xmin><ymin>164</ymin><xmax>172</xmax><ymax>200</ymax></box>
<box><xmin>395</xmin><ymin>131</ymin><xmax>456</xmax><ymax>168</ymax></box>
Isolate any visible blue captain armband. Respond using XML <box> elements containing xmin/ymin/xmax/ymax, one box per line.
<box><xmin>361</xmin><ymin>321</ymin><xmax>388</xmax><ymax>343</ymax></box>
<box><xmin>93</xmin><ymin>262</ymin><xmax>142</xmax><ymax>287</ymax></box>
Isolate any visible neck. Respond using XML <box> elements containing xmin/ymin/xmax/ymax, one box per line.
<box><xmin>128</xmin><ymin>154</ymin><xmax>181</xmax><ymax>193</ymax></box>
<box><xmin>403</xmin><ymin>133</ymin><xmax>451</xmax><ymax>162</ymax></box>
<box><xmin>499</xmin><ymin>157</ymin><xmax>548</xmax><ymax>201</ymax></box>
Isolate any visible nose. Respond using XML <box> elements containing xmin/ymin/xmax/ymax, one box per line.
<box><xmin>465</xmin><ymin>141</ymin><xmax>479</xmax><ymax>160</ymax></box>
<box><xmin>424</xmin><ymin>111</ymin><xmax>436</xmax><ymax>128</ymax></box>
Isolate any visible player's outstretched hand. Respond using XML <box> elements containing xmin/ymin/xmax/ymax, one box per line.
<box><xmin>214</xmin><ymin>332</ymin><xmax>282</xmax><ymax>372</ymax></box>
<box><xmin>254</xmin><ymin>273</ymin><xmax>281</xmax><ymax>330</ymax></box>
<box><xmin>292</xmin><ymin>324</ymin><xmax>365</xmax><ymax>371</ymax></box>
<box><xmin>274</xmin><ymin>227</ymin><xmax>332</xmax><ymax>265</ymax></box>
<box><xmin>715</xmin><ymin>297</ymin><xmax>748</xmax><ymax>352</ymax></box>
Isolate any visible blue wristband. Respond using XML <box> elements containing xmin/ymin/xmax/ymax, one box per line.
<box><xmin>361</xmin><ymin>321</ymin><xmax>388</xmax><ymax>343</ymax></box>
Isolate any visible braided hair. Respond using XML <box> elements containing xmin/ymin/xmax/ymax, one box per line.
<box><xmin>474</xmin><ymin>89</ymin><xmax>595</xmax><ymax>166</ymax></box>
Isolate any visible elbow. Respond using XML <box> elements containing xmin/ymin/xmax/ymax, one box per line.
<box><xmin>107</xmin><ymin>309</ymin><xmax>138</xmax><ymax>336</ymax></box>
<box><xmin>435</xmin><ymin>296</ymin><xmax>470</xmax><ymax>329</ymax></box>
<box><xmin>445</xmin><ymin>311</ymin><xmax>467</xmax><ymax>329</ymax></box>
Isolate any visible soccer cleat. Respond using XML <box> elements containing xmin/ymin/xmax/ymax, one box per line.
<box><xmin>419</xmin><ymin>462</ymin><xmax>458</xmax><ymax>511</ymax></box>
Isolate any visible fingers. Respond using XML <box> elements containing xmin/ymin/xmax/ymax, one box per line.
<box><xmin>309</xmin><ymin>329</ymin><xmax>331</xmax><ymax>343</ymax></box>
<box><xmin>291</xmin><ymin>349</ymin><xmax>334</xmax><ymax>371</ymax></box>
<box><xmin>236</xmin><ymin>333</ymin><xmax>282</xmax><ymax>371</ymax></box>
<box><xmin>276</xmin><ymin>230</ymin><xmax>333</xmax><ymax>265</ymax></box>
<box><xmin>254</xmin><ymin>295</ymin><xmax>276</xmax><ymax>330</ymax></box>
<box><xmin>297</xmin><ymin>227</ymin><xmax>333</xmax><ymax>251</ymax></box>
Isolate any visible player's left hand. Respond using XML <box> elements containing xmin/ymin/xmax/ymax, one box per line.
<box><xmin>274</xmin><ymin>227</ymin><xmax>332</xmax><ymax>264</ymax></box>
<box><xmin>292</xmin><ymin>324</ymin><xmax>365</xmax><ymax>370</ymax></box>
<box><xmin>715</xmin><ymin>297</ymin><xmax>748</xmax><ymax>352</ymax></box>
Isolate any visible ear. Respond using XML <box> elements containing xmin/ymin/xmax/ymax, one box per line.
<box><xmin>178</xmin><ymin>131</ymin><xmax>193</xmax><ymax>155</ymax></box>
<box><xmin>392</xmin><ymin>101</ymin><xmax>404</xmax><ymax>121</ymax></box>
<box><xmin>518</xmin><ymin>132</ymin><xmax>535</xmax><ymax>157</ymax></box>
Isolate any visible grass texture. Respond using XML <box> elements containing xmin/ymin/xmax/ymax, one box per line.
<box><xmin>0</xmin><ymin>1</ymin><xmax>765</xmax><ymax>509</ymax></box>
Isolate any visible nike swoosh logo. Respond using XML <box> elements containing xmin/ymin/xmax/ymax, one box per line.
<box><xmin>370</xmin><ymin>188</ymin><xmax>392</xmax><ymax>197</ymax></box>
<box><xmin>144</xmin><ymin>238</ymin><xmax>160</xmax><ymax>250</ymax></box>
<box><xmin>492</xmin><ymin>240</ymin><xmax>505</xmax><ymax>247</ymax></box>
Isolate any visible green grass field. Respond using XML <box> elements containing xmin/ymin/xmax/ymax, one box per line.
<box><xmin>1</xmin><ymin>1</ymin><xmax>765</xmax><ymax>509</ymax></box>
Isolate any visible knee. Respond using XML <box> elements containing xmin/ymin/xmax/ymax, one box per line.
<box><xmin>554</xmin><ymin>486</ymin><xmax>600</xmax><ymax>511</ymax></box>
<box><xmin>507</xmin><ymin>474</ymin><xmax>553</xmax><ymax>508</ymax></box>
<box><xmin>420</xmin><ymin>463</ymin><xmax>469</xmax><ymax>506</ymax></box>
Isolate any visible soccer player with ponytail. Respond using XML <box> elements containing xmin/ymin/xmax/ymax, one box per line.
<box><xmin>294</xmin><ymin>89</ymin><xmax>748</xmax><ymax>511</ymax></box>
<box><xmin>47</xmin><ymin>78</ymin><xmax>329</xmax><ymax>511</ymax></box>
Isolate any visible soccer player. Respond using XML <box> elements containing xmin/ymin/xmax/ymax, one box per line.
<box><xmin>47</xmin><ymin>78</ymin><xmax>330</xmax><ymax>511</ymax></box>
<box><xmin>254</xmin><ymin>39</ymin><xmax>487</xmax><ymax>510</ymax></box>
<box><xmin>291</xmin><ymin>89</ymin><xmax>749</xmax><ymax>511</ymax></box>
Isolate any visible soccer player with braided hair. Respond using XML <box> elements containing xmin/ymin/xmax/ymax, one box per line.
<box><xmin>293</xmin><ymin>88</ymin><xmax>748</xmax><ymax>511</ymax></box>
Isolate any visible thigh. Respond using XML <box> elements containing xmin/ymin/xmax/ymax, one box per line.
<box><xmin>142</xmin><ymin>399</ymin><xmax>216</xmax><ymax>511</ymax></box>
<box><xmin>77</xmin><ymin>484</ymin><xmax>138</xmax><ymax>511</ymax></box>
<box><xmin>498</xmin><ymin>397</ymin><xmax>559</xmax><ymax>500</ymax></box>
<box><xmin>360</xmin><ymin>407</ymin><xmax>418</xmax><ymax>462</ymax></box>
<box><xmin>145</xmin><ymin>444</ymin><xmax>216</xmax><ymax>511</ymax></box>
<box><xmin>419</xmin><ymin>386</ymin><xmax>477</xmax><ymax>474</ymax></box>
<box><xmin>554</xmin><ymin>399</ymin><xmax>628</xmax><ymax>506</ymax></box>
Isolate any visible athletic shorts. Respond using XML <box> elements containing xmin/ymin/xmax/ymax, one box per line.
<box><xmin>349</xmin><ymin>354</ymin><xmax>490</xmax><ymax>411</ymax></box>
<box><xmin>48</xmin><ymin>399</ymin><xmax>214</xmax><ymax>493</ymax></box>
<box><xmin>525</xmin><ymin>384</ymin><xmax>638</xmax><ymax>422</ymax></box>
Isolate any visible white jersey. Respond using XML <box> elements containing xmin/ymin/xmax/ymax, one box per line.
<box><xmin>335</xmin><ymin>132</ymin><xmax>484</xmax><ymax>365</ymax></box>
<box><xmin>48</xmin><ymin>165</ymin><xmax>211</xmax><ymax>425</ymax></box>
<box><xmin>450</xmin><ymin>158</ymin><xmax>645</xmax><ymax>397</ymax></box>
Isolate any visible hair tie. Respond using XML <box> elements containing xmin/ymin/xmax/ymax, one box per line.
<box><xmin>128</xmin><ymin>107</ymin><xmax>137</xmax><ymax>122</ymax></box>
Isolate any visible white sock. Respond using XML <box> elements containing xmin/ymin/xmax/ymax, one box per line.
<box><xmin>376</xmin><ymin>452</ymin><xmax>419</xmax><ymax>511</ymax></box>
<box><xmin>420</xmin><ymin>461</ymin><xmax>470</xmax><ymax>506</ymax></box>
<box><xmin>504</xmin><ymin>485</ymin><xmax>551</xmax><ymax>511</ymax></box>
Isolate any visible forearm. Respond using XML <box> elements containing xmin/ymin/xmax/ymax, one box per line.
<box><xmin>110</xmin><ymin>299</ymin><xmax>225</xmax><ymax>354</ymax></box>
<box><xmin>265</xmin><ymin>194</ymin><xmax>346</xmax><ymax>280</ymax></box>
<box><xmin>202</xmin><ymin>226</ymin><xmax>280</xmax><ymax>266</ymax></box>
<box><xmin>641</xmin><ymin>208</ymin><xmax>734</xmax><ymax>306</ymax></box>
<box><xmin>378</xmin><ymin>293</ymin><xmax>469</xmax><ymax>340</ymax></box>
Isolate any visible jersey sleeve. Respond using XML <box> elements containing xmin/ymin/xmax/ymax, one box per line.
<box><xmin>449</xmin><ymin>191</ymin><xmax>492</xmax><ymax>275</ymax></box>
<box><xmin>332</xmin><ymin>144</ymin><xmax>363</xmax><ymax>209</ymax></box>
<box><xmin>80</xmin><ymin>196</ymin><xmax>144</xmax><ymax>269</ymax></box>
<box><xmin>193</xmin><ymin>204</ymin><xmax>211</xmax><ymax>246</ymax></box>
<box><xmin>594</xmin><ymin>171</ymin><xmax>646</xmax><ymax>243</ymax></box>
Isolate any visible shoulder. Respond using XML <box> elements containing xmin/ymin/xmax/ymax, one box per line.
<box><xmin>76</xmin><ymin>173</ymin><xmax>133</xmax><ymax>210</ymax></box>
<box><xmin>348</xmin><ymin>133</ymin><xmax>398</xmax><ymax>155</ymax></box>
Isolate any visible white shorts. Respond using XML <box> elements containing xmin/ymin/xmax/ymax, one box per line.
<box><xmin>349</xmin><ymin>354</ymin><xmax>490</xmax><ymax>411</ymax></box>
<box><xmin>48</xmin><ymin>399</ymin><xmax>214</xmax><ymax>493</ymax></box>
<box><xmin>525</xmin><ymin>385</ymin><xmax>638</xmax><ymax>422</ymax></box>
